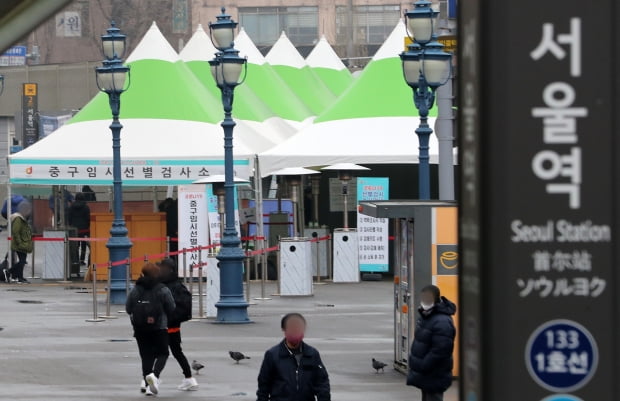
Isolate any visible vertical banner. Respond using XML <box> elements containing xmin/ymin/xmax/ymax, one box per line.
<box><xmin>178</xmin><ymin>185</ymin><xmax>209</xmax><ymax>274</ymax></box>
<box><xmin>206</xmin><ymin>184</ymin><xmax>241</xmax><ymax>248</ymax></box>
<box><xmin>356</xmin><ymin>177</ymin><xmax>389</xmax><ymax>272</ymax></box>
<box><xmin>459</xmin><ymin>0</ymin><xmax>617</xmax><ymax>399</ymax></box>
<box><xmin>22</xmin><ymin>83</ymin><xmax>38</xmax><ymax>148</ymax></box>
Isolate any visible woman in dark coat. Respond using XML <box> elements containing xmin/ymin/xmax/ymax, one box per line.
<box><xmin>407</xmin><ymin>285</ymin><xmax>457</xmax><ymax>401</ymax></box>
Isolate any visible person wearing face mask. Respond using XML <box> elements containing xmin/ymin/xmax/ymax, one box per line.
<box><xmin>406</xmin><ymin>285</ymin><xmax>457</xmax><ymax>401</ymax></box>
<box><xmin>256</xmin><ymin>313</ymin><xmax>331</xmax><ymax>401</ymax></box>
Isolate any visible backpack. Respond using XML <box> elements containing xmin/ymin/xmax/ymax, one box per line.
<box><xmin>170</xmin><ymin>281</ymin><xmax>192</xmax><ymax>324</ymax></box>
<box><xmin>131</xmin><ymin>284</ymin><xmax>164</xmax><ymax>331</ymax></box>
<box><xmin>0</xmin><ymin>253</ymin><xmax>8</xmax><ymax>282</ymax></box>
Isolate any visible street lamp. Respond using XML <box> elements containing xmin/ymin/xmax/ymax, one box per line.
<box><xmin>401</xmin><ymin>0</ymin><xmax>452</xmax><ymax>200</ymax></box>
<box><xmin>95</xmin><ymin>22</ymin><xmax>132</xmax><ymax>304</ymax></box>
<box><xmin>208</xmin><ymin>8</ymin><xmax>251</xmax><ymax>323</ymax></box>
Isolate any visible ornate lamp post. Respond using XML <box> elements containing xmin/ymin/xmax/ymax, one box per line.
<box><xmin>95</xmin><ymin>22</ymin><xmax>132</xmax><ymax>304</ymax></box>
<box><xmin>208</xmin><ymin>8</ymin><xmax>251</xmax><ymax>323</ymax></box>
<box><xmin>400</xmin><ymin>0</ymin><xmax>452</xmax><ymax>200</ymax></box>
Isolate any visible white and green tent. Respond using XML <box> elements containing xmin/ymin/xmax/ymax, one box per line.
<box><xmin>234</xmin><ymin>28</ymin><xmax>314</xmax><ymax>128</ymax></box>
<box><xmin>10</xmin><ymin>22</ymin><xmax>264</xmax><ymax>185</ymax></box>
<box><xmin>180</xmin><ymin>25</ymin><xmax>296</xmax><ymax>143</ymax></box>
<box><xmin>265</xmin><ymin>31</ymin><xmax>336</xmax><ymax>116</ymax></box>
<box><xmin>305</xmin><ymin>35</ymin><xmax>354</xmax><ymax>97</ymax></box>
<box><xmin>259</xmin><ymin>20</ymin><xmax>442</xmax><ymax>174</ymax></box>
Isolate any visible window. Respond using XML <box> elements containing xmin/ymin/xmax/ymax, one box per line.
<box><xmin>336</xmin><ymin>5</ymin><xmax>401</xmax><ymax>45</ymax></box>
<box><xmin>239</xmin><ymin>7</ymin><xmax>318</xmax><ymax>46</ymax></box>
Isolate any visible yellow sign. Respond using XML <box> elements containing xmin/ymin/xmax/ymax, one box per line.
<box><xmin>404</xmin><ymin>35</ymin><xmax>457</xmax><ymax>53</ymax></box>
<box><xmin>439</xmin><ymin>250</ymin><xmax>458</xmax><ymax>270</ymax></box>
<box><xmin>23</xmin><ymin>83</ymin><xmax>37</xmax><ymax>96</ymax></box>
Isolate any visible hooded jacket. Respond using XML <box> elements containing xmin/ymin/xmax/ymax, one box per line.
<box><xmin>11</xmin><ymin>213</ymin><xmax>33</xmax><ymax>253</ymax></box>
<box><xmin>125</xmin><ymin>275</ymin><xmax>175</xmax><ymax>331</ymax></box>
<box><xmin>67</xmin><ymin>200</ymin><xmax>91</xmax><ymax>233</ymax></box>
<box><xmin>407</xmin><ymin>296</ymin><xmax>457</xmax><ymax>393</ymax></box>
<box><xmin>257</xmin><ymin>340</ymin><xmax>330</xmax><ymax>401</ymax></box>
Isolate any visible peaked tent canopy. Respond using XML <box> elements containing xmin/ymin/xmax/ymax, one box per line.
<box><xmin>305</xmin><ymin>35</ymin><xmax>354</xmax><ymax>96</ymax></box>
<box><xmin>10</xmin><ymin>22</ymin><xmax>267</xmax><ymax>185</ymax></box>
<box><xmin>180</xmin><ymin>24</ymin><xmax>296</xmax><ymax>142</ymax></box>
<box><xmin>234</xmin><ymin>28</ymin><xmax>313</xmax><ymax>125</ymax></box>
<box><xmin>259</xmin><ymin>21</ymin><xmax>444</xmax><ymax>174</ymax></box>
<box><xmin>265</xmin><ymin>31</ymin><xmax>336</xmax><ymax>116</ymax></box>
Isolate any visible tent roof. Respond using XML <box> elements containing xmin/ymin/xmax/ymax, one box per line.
<box><xmin>179</xmin><ymin>24</ymin><xmax>218</xmax><ymax>62</ymax></box>
<box><xmin>127</xmin><ymin>21</ymin><xmax>178</xmax><ymax>63</ymax></box>
<box><xmin>313</xmin><ymin>21</ymin><xmax>436</xmax><ymax>123</ymax></box>
<box><xmin>265</xmin><ymin>31</ymin><xmax>306</xmax><ymax>68</ymax></box>
<box><xmin>259</xmin><ymin>116</ymin><xmax>443</xmax><ymax>174</ymax></box>
<box><xmin>235</xmin><ymin>28</ymin><xmax>267</xmax><ymax>65</ymax></box>
<box><xmin>306</xmin><ymin>35</ymin><xmax>348</xmax><ymax>71</ymax></box>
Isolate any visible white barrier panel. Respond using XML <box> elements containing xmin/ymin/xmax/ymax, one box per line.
<box><xmin>279</xmin><ymin>238</ymin><xmax>313</xmax><ymax>296</ymax></box>
<box><xmin>43</xmin><ymin>230</ymin><xmax>65</xmax><ymax>279</ymax></box>
<box><xmin>303</xmin><ymin>228</ymin><xmax>329</xmax><ymax>277</ymax></box>
<box><xmin>333</xmin><ymin>229</ymin><xmax>359</xmax><ymax>283</ymax></box>
<box><xmin>205</xmin><ymin>255</ymin><xmax>220</xmax><ymax>318</ymax></box>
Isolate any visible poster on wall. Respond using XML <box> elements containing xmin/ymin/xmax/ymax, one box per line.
<box><xmin>356</xmin><ymin>177</ymin><xmax>389</xmax><ymax>272</ymax></box>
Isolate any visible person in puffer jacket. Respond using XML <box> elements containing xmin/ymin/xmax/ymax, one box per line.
<box><xmin>257</xmin><ymin>313</ymin><xmax>330</xmax><ymax>401</ymax></box>
<box><xmin>407</xmin><ymin>285</ymin><xmax>457</xmax><ymax>401</ymax></box>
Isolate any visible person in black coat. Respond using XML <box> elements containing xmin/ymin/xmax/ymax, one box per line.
<box><xmin>407</xmin><ymin>285</ymin><xmax>456</xmax><ymax>401</ymax></box>
<box><xmin>67</xmin><ymin>193</ymin><xmax>91</xmax><ymax>265</ymax></box>
<box><xmin>257</xmin><ymin>313</ymin><xmax>330</xmax><ymax>401</ymax></box>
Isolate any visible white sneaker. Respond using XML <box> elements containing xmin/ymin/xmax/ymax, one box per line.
<box><xmin>145</xmin><ymin>373</ymin><xmax>159</xmax><ymax>395</ymax></box>
<box><xmin>177</xmin><ymin>377</ymin><xmax>199</xmax><ymax>391</ymax></box>
<box><xmin>140</xmin><ymin>379</ymin><xmax>147</xmax><ymax>393</ymax></box>
<box><xmin>145</xmin><ymin>386</ymin><xmax>155</xmax><ymax>396</ymax></box>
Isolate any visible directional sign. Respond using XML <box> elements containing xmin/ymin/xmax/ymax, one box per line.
<box><xmin>526</xmin><ymin>320</ymin><xmax>598</xmax><ymax>393</ymax></box>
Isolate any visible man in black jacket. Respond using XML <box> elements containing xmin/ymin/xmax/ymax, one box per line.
<box><xmin>407</xmin><ymin>285</ymin><xmax>456</xmax><ymax>401</ymax></box>
<box><xmin>257</xmin><ymin>313</ymin><xmax>330</xmax><ymax>401</ymax></box>
<box><xmin>67</xmin><ymin>193</ymin><xmax>90</xmax><ymax>265</ymax></box>
<box><xmin>158</xmin><ymin>258</ymin><xmax>198</xmax><ymax>391</ymax></box>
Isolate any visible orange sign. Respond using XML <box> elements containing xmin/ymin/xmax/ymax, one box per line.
<box><xmin>23</xmin><ymin>83</ymin><xmax>37</xmax><ymax>96</ymax></box>
<box><xmin>404</xmin><ymin>35</ymin><xmax>457</xmax><ymax>53</ymax></box>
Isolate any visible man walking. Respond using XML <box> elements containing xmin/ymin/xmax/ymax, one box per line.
<box><xmin>407</xmin><ymin>285</ymin><xmax>456</xmax><ymax>401</ymax></box>
<box><xmin>257</xmin><ymin>312</ymin><xmax>331</xmax><ymax>401</ymax></box>
<box><xmin>158</xmin><ymin>258</ymin><xmax>198</xmax><ymax>391</ymax></box>
<box><xmin>7</xmin><ymin>201</ymin><xmax>33</xmax><ymax>284</ymax></box>
<box><xmin>67</xmin><ymin>193</ymin><xmax>91</xmax><ymax>266</ymax></box>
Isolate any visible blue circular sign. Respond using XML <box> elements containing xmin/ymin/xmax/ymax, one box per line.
<box><xmin>541</xmin><ymin>395</ymin><xmax>584</xmax><ymax>401</ymax></box>
<box><xmin>526</xmin><ymin>320</ymin><xmax>598</xmax><ymax>393</ymax></box>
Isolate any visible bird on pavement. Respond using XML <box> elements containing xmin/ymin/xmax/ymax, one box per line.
<box><xmin>229</xmin><ymin>351</ymin><xmax>251</xmax><ymax>364</ymax></box>
<box><xmin>192</xmin><ymin>360</ymin><xmax>205</xmax><ymax>375</ymax></box>
<box><xmin>372</xmin><ymin>358</ymin><xmax>388</xmax><ymax>373</ymax></box>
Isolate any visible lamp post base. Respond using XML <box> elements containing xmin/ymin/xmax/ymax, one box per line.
<box><xmin>214</xmin><ymin>245</ymin><xmax>252</xmax><ymax>324</ymax></box>
<box><xmin>107</xmin><ymin>229</ymin><xmax>132</xmax><ymax>305</ymax></box>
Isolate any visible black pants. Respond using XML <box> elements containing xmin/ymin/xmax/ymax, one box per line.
<box><xmin>169</xmin><ymin>329</ymin><xmax>192</xmax><ymax>378</ymax></box>
<box><xmin>77</xmin><ymin>233</ymin><xmax>90</xmax><ymax>264</ymax></box>
<box><xmin>9</xmin><ymin>251</ymin><xmax>27</xmax><ymax>280</ymax></box>
<box><xmin>422</xmin><ymin>391</ymin><xmax>443</xmax><ymax>401</ymax></box>
<box><xmin>135</xmin><ymin>330</ymin><xmax>170</xmax><ymax>379</ymax></box>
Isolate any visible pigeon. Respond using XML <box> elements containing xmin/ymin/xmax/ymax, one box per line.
<box><xmin>229</xmin><ymin>351</ymin><xmax>251</xmax><ymax>364</ymax></box>
<box><xmin>372</xmin><ymin>358</ymin><xmax>388</xmax><ymax>373</ymax></box>
<box><xmin>192</xmin><ymin>360</ymin><xmax>205</xmax><ymax>375</ymax></box>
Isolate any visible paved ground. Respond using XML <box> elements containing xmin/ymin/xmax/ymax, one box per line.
<box><xmin>0</xmin><ymin>234</ymin><xmax>458</xmax><ymax>401</ymax></box>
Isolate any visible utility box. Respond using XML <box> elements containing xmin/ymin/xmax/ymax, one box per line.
<box><xmin>332</xmin><ymin>229</ymin><xmax>359</xmax><ymax>283</ymax></box>
<box><xmin>359</xmin><ymin>201</ymin><xmax>459</xmax><ymax>376</ymax></box>
<box><xmin>279</xmin><ymin>237</ymin><xmax>313</xmax><ymax>296</ymax></box>
<box><xmin>303</xmin><ymin>227</ymin><xmax>329</xmax><ymax>277</ymax></box>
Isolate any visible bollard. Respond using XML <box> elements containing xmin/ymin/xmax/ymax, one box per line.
<box><xmin>182</xmin><ymin>248</ymin><xmax>188</xmax><ymax>285</ymax></box>
<box><xmin>189</xmin><ymin>262</ymin><xmax>194</xmax><ymax>294</ymax></box>
<box><xmin>245</xmin><ymin>257</ymin><xmax>251</xmax><ymax>302</ymax></box>
<box><xmin>28</xmin><ymin>239</ymin><xmax>39</xmax><ymax>279</ymax></box>
<box><xmin>327</xmin><ymin>237</ymin><xmax>333</xmax><ymax>282</ymax></box>
<box><xmin>59</xmin><ymin>235</ymin><xmax>71</xmax><ymax>284</ymax></box>
<box><xmin>274</xmin><ymin>245</ymin><xmax>282</xmax><ymax>296</ymax></box>
<box><xmin>99</xmin><ymin>262</ymin><xmax>117</xmax><ymax>319</ymax></box>
<box><xmin>126</xmin><ymin>257</ymin><xmax>131</xmax><ymax>295</ymax></box>
<box><xmin>253</xmin><ymin>245</ymin><xmax>271</xmax><ymax>301</ymax></box>
<box><xmin>86</xmin><ymin>264</ymin><xmax>104</xmax><ymax>322</ymax></box>
<box><xmin>166</xmin><ymin>236</ymin><xmax>170</xmax><ymax>257</ymax></box>
<box><xmin>197</xmin><ymin>264</ymin><xmax>205</xmax><ymax>318</ymax></box>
